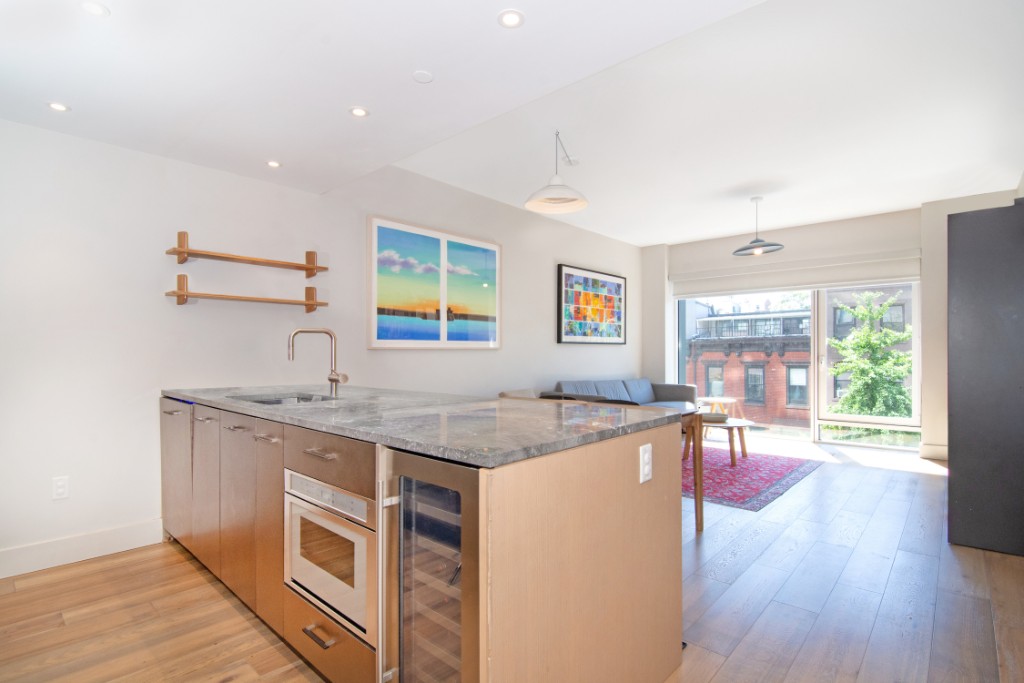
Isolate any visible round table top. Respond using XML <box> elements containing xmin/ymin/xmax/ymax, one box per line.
<box><xmin>705</xmin><ymin>417</ymin><xmax>754</xmax><ymax>428</ymax></box>
<box><xmin>698</xmin><ymin>396</ymin><xmax>737</xmax><ymax>404</ymax></box>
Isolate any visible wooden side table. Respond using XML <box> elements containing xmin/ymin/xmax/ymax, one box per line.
<box><xmin>692</xmin><ymin>418</ymin><xmax>755</xmax><ymax>467</ymax></box>
<box><xmin>696</xmin><ymin>396</ymin><xmax>746</xmax><ymax>419</ymax></box>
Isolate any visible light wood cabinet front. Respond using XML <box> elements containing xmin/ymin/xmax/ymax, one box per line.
<box><xmin>254</xmin><ymin>419</ymin><xmax>285</xmax><ymax>632</ymax></box>
<box><xmin>219</xmin><ymin>411</ymin><xmax>257</xmax><ymax>609</ymax></box>
<box><xmin>191</xmin><ymin>404</ymin><xmax>221</xmax><ymax>575</ymax></box>
<box><xmin>159</xmin><ymin>397</ymin><xmax>192</xmax><ymax>546</ymax></box>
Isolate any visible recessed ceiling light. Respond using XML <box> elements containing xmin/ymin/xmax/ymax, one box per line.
<box><xmin>349</xmin><ymin>106</ymin><xmax>369</xmax><ymax>118</ymax></box>
<box><xmin>498</xmin><ymin>9</ymin><xmax>524</xmax><ymax>28</ymax></box>
<box><xmin>48</xmin><ymin>102</ymin><xmax>70</xmax><ymax>112</ymax></box>
<box><xmin>266</xmin><ymin>160</ymin><xmax>282</xmax><ymax>169</ymax></box>
<box><xmin>412</xmin><ymin>70</ymin><xmax>434</xmax><ymax>84</ymax></box>
<box><xmin>81</xmin><ymin>2</ymin><xmax>111</xmax><ymax>17</ymax></box>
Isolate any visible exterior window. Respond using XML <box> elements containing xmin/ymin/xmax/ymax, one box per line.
<box><xmin>834</xmin><ymin>376</ymin><xmax>851</xmax><ymax>399</ymax></box>
<box><xmin>881</xmin><ymin>304</ymin><xmax>905</xmax><ymax>332</ymax></box>
<box><xmin>735</xmin><ymin>320</ymin><xmax>749</xmax><ymax>336</ymax></box>
<box><xmin>783</xmin><ymin>317</ymin><xmax>809</xmax><ymax>335</ymax></box>
<box><xmin>706</xmin><ymin>365</ymin><xmax>724</xmax><ymax>397</ymax></box>
<box><xmin>745</xmin><ymin>366</ymin><xmax>765</xmax><ymax>405</ymax></box>
<box><xmin>787</xmin><ymin>366</ymin><xmax>809</xmax><ymax>406</ymax></box>
<box><xmin>834</xmin><ymin>308</ymin><xmax>855</xmax><ymax>339</ymax></box>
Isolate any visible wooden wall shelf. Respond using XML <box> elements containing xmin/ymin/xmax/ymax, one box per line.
<box><xmin>166</xmin><ymin>274</ymin><xmax>327</xmax><ymax>313</ymax></box>
<box><xmin>166</xmin><ymin>231</ymin><xmax>327</xmax><ymax>278</ymax></box>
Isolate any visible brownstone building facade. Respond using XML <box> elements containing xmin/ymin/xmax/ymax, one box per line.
<box><xmin>687</xmin><ymin>310</ymin><xmax>811</xmax><ymax>428</ymax></box>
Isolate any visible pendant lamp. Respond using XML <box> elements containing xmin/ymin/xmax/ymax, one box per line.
<box><xmin>732</xmin><ymin>196</ymin><xmax>784</xmax><ymax>256</ymax></box>
<box><xmin>524</xmin><ymin>130</ymin><xmax>588</xmax><ymax>214</ymax></box>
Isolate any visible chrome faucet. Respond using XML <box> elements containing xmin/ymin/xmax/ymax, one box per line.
<box><xmin>288</xmin><ymin>328</ymin><xmax>347</xmax><ymax>397</ymax></box>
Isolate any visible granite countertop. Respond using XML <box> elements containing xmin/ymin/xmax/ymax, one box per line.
<box><xmin>162</xmin><ymin>384</ymin><xmax>682</xmax><ymax>468</ymax></box>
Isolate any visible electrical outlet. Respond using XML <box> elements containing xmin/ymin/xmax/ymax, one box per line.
<box><xmin>639</xmin><ymin>443</ymin><xmax>653</xmax><ymax>483</ymax></box>
<box><xmin>52</xmin><ymin>476</ymin><xmax>69</xmax><ymax>500</ymax></box>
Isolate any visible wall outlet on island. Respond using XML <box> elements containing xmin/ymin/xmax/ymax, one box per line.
<box><xmin>52</xmin><ymin>475</ymin><xmax>70</xmax><ymax>500</ymax></box>
<box><xmin>639</xmin><ymin>444</ymin><xmax>653</xmax><ymax>484</ymax></box>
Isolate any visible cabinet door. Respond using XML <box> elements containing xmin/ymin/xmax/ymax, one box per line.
<box><xmin>191</xmin><ymin>405</ymin><xmax>221</xmax><ymax>575</ymax></box>
<box><xmin>159</xmin><ymin>397</ymin><xmax>192</xmax><ymax>546</ymax></box>
<box><xmin>254</xmin><ymin>419</ymin><xmax>284</xmax><ymax>632</ymax></box>
<box><xmin>220</xmin><ymin>412</ymin><xmax>257</xmax><ymax>608</ymax></box>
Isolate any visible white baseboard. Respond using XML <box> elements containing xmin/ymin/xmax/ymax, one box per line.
<box><xmin>919</xmin><ymin>442</ymin><xmax>949</xmax><ymax>461</ymax></box>
<box><xmin>0</xmin><ymin>518</ymin><xmax>165</xmax><ymax>580</ymax></box>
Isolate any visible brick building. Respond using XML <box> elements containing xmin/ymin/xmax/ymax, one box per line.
<box><xmin>687</xmin><ymin>309</ymin><xmax>811</xmax><ymax>428</ymax></box>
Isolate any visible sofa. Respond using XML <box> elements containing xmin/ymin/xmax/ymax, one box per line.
<box><xmin>547</xmin><ymin>378</ymin><xmax>697</xmax><ymax>414</ymax></box>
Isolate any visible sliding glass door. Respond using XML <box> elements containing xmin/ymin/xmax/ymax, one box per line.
<box><xmin>677</xmin><ymin>282</ymin><xmax>921</xmax><ymax>448</ymax></box>
<box><xmin>816</xmin><ymin>283</ymin><xmax>921</xmax><ymax>447</ymax></box>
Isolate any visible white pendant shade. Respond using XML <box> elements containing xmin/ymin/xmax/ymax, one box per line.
<box><xmin>524</xmin><ymin>174</ymin><xmax>589</xmax><ymax>214</ymax></box>
<box><xmin>524</xmin><ymin>131</ymin><xmax>588</xmax><ymax>214</ymax></box>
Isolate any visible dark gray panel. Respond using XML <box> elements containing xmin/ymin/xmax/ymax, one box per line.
<box><xmin>947</xmin><ymin>198</ymin><xmax>1024</xmax><ymax>556</ymax></box>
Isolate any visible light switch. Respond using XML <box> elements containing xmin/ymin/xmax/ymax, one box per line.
<box><xmin>639</xmin><ymin>443</ymin><xmax>653</xmax><ymax>483</ymax></box>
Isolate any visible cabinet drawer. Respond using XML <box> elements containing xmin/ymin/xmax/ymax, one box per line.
<box><xmin>283</xmin><ymin>587</ymin><xmax>375</xmax><ymax>683</ymax></box>
<box><xmin>283</xmin><ymin>425</ymin><xmax>375</xmax><ymax>500</ymax></box>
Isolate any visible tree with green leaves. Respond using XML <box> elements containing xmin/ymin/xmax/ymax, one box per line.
<box><xmin>828</xmin><ymin>291</ymin><xmax>912</xmax><ymax>417</ymax></box>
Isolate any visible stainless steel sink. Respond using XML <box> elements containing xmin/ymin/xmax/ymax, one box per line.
<box><xmin>228</xmin><ymin>392</ymin><xmax>338</xmax><ymax>405</ymax></box>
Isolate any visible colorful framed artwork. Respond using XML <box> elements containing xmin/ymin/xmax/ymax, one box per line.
<box><xmin>370</xmin><ymin>217</ymin><xmax>500</xmax><ymax>349</ymax></box>
<box><xmin>557</xmin><ymin>264</ymin><xmax>626</xmax><ymax>344</ymax></box>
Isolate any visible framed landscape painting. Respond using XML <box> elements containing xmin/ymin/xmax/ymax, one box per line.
<box><xmin>370</xmin><ymin>217</ymin><xmax>500</xmax><ymax>349</ymax></box>
<box><xmin>557</xmin><ymin>264</ymin><xmax>626</xmax><ymax>344</ymax></box>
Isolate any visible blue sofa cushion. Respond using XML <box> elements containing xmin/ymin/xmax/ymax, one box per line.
<box><xmin>624</xmin><ymin>378</ymin><xmax>656</xmax><ymax>404</ymax></box>
<box><xmin>594</xmin><ymin>380</ymin><xmax>632</xmax><ymax>402</ymax></box>
<box><xmin>646</xmin><ymin>400</ymin><xmax>697</xmax><ymax>413</ymax></box>
<box><xmin>557</xmin><ymin>380</ymin><xmax>599</xmax><ymax>396</ymax></box>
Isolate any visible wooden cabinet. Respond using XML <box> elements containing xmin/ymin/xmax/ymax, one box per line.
<box><xmin>162</xmin><ymin>398</ymin><xmax>683</xmax><ymax>682</ymax></box>
<box><xmin>254</xmin><ymin>419</ymin><xmax>285</xmax><ymax>632</ymax></box>
<box><xmin>219</xmin><ymin>412</ymin><xmax>257</xmax><ymax>609</ymax></box>
<box><xmin>382</xmin><ymin>423</ymin><xmax>683</xmax><ymax>683</ymax></box>
<box><xmin>159</xmin><ymin>397</ymin><xmax>192</xmax><ymax>546</ymax></box>
<box><xmin>190</xmin><ymin>404</ymin><xmax>221</xmax><ymax>575</ymax></box>
<box><xmin>161</xmin><ymin>404</ymin><xmax>286</xmax><ymax>632</ymax></box>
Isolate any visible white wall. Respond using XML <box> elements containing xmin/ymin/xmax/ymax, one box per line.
<box><xmin>319</xmin><ymin>165</ymin><xmax>643</xmax><ymax>396</ymax></box>
<box><xmin>0</xmin><ymin>121</ymin><xmax>642</xmax><ymax>577</ymax></box>
<box><xmin>640</xmin><ymin>245</ymin><xmax>674</xmax><ymax>383</ymax></box>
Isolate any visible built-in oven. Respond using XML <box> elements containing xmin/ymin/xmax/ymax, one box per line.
<box><xmin>285</xmin><ymin>468</ymin><xmax>378</xmax><ymax>649</ymax></box>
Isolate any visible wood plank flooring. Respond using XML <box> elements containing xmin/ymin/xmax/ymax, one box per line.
<box><xmin>0</xmin><ymin>542</ymin><xmax>321</xmax><ymax>682</ymax></box>
<box><xmin>2</xmin><ymin>448</ymin><xmax>1022</xmax><ymax>682</ymax></box>
<box><xmin>667</xmin><ymin>448</ymin><xmax>1024</xmax><ymax>683</ymax></box>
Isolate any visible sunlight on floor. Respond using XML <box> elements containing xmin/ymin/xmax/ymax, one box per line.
<box><xmin>703</xmin><ymin>430</ymin><xmax>949</xmax><ymax>476</ymax></box>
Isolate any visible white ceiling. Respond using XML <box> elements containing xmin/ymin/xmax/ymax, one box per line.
<box><xmin>3</xmin><ymin>0</ymin><xmax>1022</xmax><ymax>247</ymax></box>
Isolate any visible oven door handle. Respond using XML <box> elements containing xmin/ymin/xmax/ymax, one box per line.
<box><xmin>302</xmin><ymin>447</ymin><xmax>338</xmax><ymax>461</ymax></box>
<box><xmin>302</xmin><ymin>625</ymin><xmax>337</xmax><ymax>650</ymax></box>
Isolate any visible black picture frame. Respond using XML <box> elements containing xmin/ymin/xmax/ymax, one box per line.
<box><xmin>556</xmin><ymin>264</ymin><xmax>626</xmax><ymax>344</ymax></box>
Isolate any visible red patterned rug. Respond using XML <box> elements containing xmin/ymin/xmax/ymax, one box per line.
<box><xmin>682</xmin><ymin>447</ymin><xmax>822</xmax><ymax>511</ymax></box>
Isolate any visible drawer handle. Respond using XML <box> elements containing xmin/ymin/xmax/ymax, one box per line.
<box><xmin>194</xmin><ymin>416</ymin><xmax>215</xmax><ymax>424</ymax></box>
<box><xmin>302</xmin><ymin>447</ymin><xmax>338</xmax><ymax>461</ymax></box>
<box><xmin>223</xmin><ymin>425</ymin><xmax>249</xmax><ymax>432</ymax></box>
<box><xmin>302</xmin><ymin>625</ymin><xmax>336</xmax><ymax>650</ymax></box>
<box><xmin>253</xmin><ymin>434</ymin><xmax>280</xmax><ymax>444</ymax></box>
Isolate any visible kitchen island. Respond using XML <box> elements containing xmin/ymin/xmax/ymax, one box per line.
<box><xmin>161</xmin><ymin>384</ymin><xmax>685</xmax><ymax>682</ymax></box>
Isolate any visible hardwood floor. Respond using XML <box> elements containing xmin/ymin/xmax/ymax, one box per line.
<box><xmin>666</xmin><ymin>446</ymin><xmax>1024</xmax><ymax>683</ymax></box>
<box><xmin>0</xmin><ymin>542</ymin><xmax>321</xmax><ymax>682</ymax></box>
<box><xmin>2</xmin><ymin>447</ymin><xmax>1022</xmax><ymax>682</ymax></box>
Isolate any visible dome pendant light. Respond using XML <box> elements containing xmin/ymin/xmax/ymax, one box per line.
<box><xmin>524</xmin><ymin>130</ymin><xmax>588</xmax><ymax>214</ymax></box>
<box><xmin>733</xmin><ymin>196</ymin><xmax>784</xmax><ymax>256</ymax></box>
